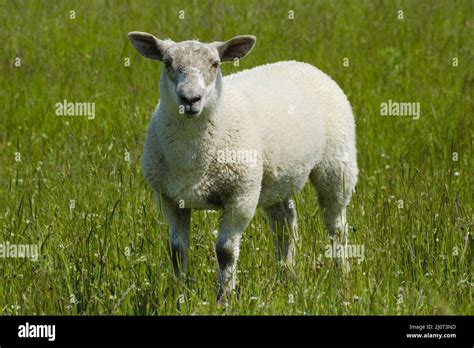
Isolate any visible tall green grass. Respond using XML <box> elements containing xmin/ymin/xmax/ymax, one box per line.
<box><xmin>0</xmin><ymin>0</ymin><xmax>472</xmax><ymax>314</ymax></box>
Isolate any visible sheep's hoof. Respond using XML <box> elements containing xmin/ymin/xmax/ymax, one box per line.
<box><xmin>277</xmin><ymin>261</ymin><xmax>296</xmax><ymax>281</ymax></box>
<box><xmin>334</xmin><ymin>257</ymin><xmax>351</xmax><ymax>274</ymax></box>
<box><xmin>217</xmin><ymin>287</ymin><xmax>238</xmax><ymax>306</ymax></box>
<box><xmin>217</xmin><ymin>298</ymin><xmax>229</xmax><ymax>308</ymax></box>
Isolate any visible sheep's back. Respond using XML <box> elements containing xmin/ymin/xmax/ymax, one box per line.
<box><xmin>223</xmin><ymin>61</ymin><xmax>354</xmax><ymax>204</ymax></box>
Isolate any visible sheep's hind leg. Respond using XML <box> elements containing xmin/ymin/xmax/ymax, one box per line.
<box><xmin>310</xmin><ymin>161</ymin><xmax>357</xmax><ymax>272</ymax></box>
<box><xmin>264</xmin><ymin>200</ymin><xmax>298</xmax><ymax>269</ymax></box>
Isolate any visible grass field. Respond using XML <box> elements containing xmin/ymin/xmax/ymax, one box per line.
<box><xmin>0</xmin><ymin>0</ymin><xmax>472</xmax><ymax>315</ymax></box>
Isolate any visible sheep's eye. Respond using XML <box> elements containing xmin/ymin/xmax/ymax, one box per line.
<box><xmin>164</xmin><ymin>60</ymin><xmax>172</xmax><ymax>68</ymax></box>
<box><xmin>211</xmin><ymin>61</ymin><xmax>219</xmax><ymax>68</ymax></box>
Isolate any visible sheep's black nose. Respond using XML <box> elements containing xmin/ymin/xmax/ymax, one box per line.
<box><xmin>179</xmin><ymin>94</ymin><xmax>202</xmax><ymax>105</ymax></box>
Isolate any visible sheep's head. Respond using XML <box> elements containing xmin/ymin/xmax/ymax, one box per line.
<box><xmin>128</xmin><ymin>32</ymin><xmax>256</xmax><ymax>117</ymax></box>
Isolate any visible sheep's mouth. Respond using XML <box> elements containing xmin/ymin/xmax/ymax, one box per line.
<box><xmin>184</xmin><ymin>110</ymin><xmax>200</xmax><ymax>117</ymax></box>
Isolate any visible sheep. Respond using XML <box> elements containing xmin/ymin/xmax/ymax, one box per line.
<box><xmin>128</xmin><ymin>31</ymin><xmax>358</xmax><ymax>302</ymax></box>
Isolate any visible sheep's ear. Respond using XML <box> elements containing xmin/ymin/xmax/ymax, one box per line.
<box><xmin>128</xmin><ymin>31</ymin><xmax>173</xmax><ymax>61</ymax></box>
<box><xmin>212</xmin><ymin>35</ymin><xmax>256</xmax><ymax>62</ymax></box>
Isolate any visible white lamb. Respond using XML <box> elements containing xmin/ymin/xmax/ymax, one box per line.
<box><xmin>128</xmin><ymin>32</ymin><xmax>358</xmax><ymax>301</ymax></box>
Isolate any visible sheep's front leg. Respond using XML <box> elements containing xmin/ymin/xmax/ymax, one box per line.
<box><xmin>160</xmin><ymin>194</ymin><xmax>191</xmax><ymax>277</ymax></box>
<box><xmin>215</xmin><ymin>203</ymin><xmax>256</xmax><ymax>302</ymax></box>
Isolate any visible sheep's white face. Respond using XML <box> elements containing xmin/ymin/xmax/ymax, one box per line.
<box><xmin>161</xmin><ymin>42</ymin><xmax>221</xmax><ymax>117</ymax></box>
<box><xmin>128</xmin><ymin>32</ymin><xmax>256</xmax><ymax>118</ymax></box>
